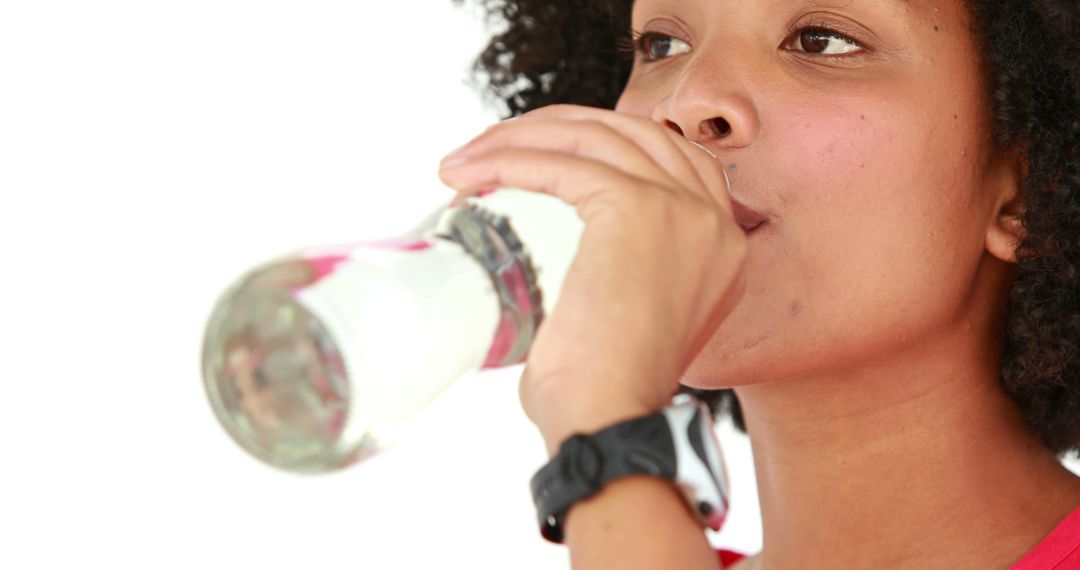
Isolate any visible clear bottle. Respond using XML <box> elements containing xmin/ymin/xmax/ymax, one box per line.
<box><xmin>201</xmin><ymin>189</ymin><xmax>584</xmax><ymax>473</ymax></box>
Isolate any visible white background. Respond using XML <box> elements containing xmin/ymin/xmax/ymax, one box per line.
<box><xmin>1</xmin><ymin>2</ymin><xmax>1076</xmax><ymax>569</ymax></box>
<box><xmin>0</xmin><ymin>1</ymin><xmax>762</xmax><ymax>568</ymax></box>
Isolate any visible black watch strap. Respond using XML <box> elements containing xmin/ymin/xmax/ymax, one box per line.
<box><xmin>529</xmin><ymin>412</ymin><xmax>680</xmax><ymax>543</ymax></box>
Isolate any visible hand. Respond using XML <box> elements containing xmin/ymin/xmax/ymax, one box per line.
<box><xmin>438</xmin><ymin>104</ymin><xmax>748</xmax><ymax>452</ymax></box>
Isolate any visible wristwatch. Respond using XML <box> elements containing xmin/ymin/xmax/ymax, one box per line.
<box><xmin>529</xmin><ymin>393</ymin><xmax>731</xmax><ymax>543</ymax></box>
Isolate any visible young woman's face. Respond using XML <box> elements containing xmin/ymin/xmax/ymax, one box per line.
<box><xmin>615</xmin><ymin>0</ymin><xmax>1011</xmax><ymax>387</ymax></box>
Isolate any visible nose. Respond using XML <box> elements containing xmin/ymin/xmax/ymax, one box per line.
<box><xmin>650</xmin><ymin>58</ymin><xmax>760</xmax><ymax>149</ymax></box>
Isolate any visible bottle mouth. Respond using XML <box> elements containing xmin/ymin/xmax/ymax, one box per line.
<box><xmin>201</xmin><ymin>259</ymin><xmax>352</xmax><ymax>473</ymax></box>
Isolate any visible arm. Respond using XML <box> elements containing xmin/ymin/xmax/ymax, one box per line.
<box><xmin>563</xmin><ymin>475</ymin><xmax>723</xmax><ymax>569</ymax></box>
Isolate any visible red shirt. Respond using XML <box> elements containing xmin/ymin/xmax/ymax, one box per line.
<box><xmin>716</xmin><ymin>548</ymin><xmax>746</xmax><ymax>567</ymax></box>
<box><xmin>1009</xmin><ymin>504</ymin><xmax>1080</xmax><ymax>569</ymax></box>
<box><xmin>716</xmin><ymin>503</ymin><xmax>1080</xmax><ymax>569</ymax></box>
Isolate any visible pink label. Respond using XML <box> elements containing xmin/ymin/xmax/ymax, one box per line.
<box><xmin>301</xmin><ymin>238</ymin><xmax>434</xmax><ymax>281</ymax></box>
<box><xmin>356</xmin><ymin>237</ymin><xmax>434</xmax><ymax>252</ymax></box>
<box><xmin>296</xmin><ymin>238</ymin><xmax>436</xmax><ymax>294</ymax></box>
<box><xmin>305</xmin><ymin>254</ymin><xmax>349</xmax><ymax>280</ymax></box>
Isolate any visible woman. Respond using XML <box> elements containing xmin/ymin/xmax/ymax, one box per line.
<box><xmin>439</xmin><ymin>0</ymin><xmax>1080</xmax><ymax>568</ymax></box>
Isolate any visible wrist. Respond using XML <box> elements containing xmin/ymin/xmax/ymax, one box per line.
<box><xmin>529</xmin><ymin>393</ymin><xmax>731</xmax><ymax>544</ymax></box>
<box><xmin>519</xmin><ymin>365</ymin><xmax>680</xmax><ymax>455</ymax></box>
<box><xmin>538</xmin><ymin>400</ymin><xmax>660</xmax><ymax>456</ymax></box>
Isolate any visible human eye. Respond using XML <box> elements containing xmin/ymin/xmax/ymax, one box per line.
<box><xmin>620</xmin><ymin>30</ymin><xmax>692</xmax><ymax>64</ymax></box>
<box><xmin>782</xmin><ymin>25</ymin><xmax>865</xmax><ymax>57</ymax></box>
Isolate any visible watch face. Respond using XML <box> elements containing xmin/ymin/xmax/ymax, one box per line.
<box><xmin>692</xmin><ymin>401</ymin><xmax>731</xmax><ymax>525</ymax></box>
<box><xmin>696</xmin><ymin>403</ymin><xmax>731</xmax><ymax>508</ymax></box>
<box><xmin>665</xmin><ymin>398</ymin><xmax>731</xmax><ymax>529</ymax></box>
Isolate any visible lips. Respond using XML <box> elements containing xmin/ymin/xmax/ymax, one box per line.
<box><xmin>695</xmin><ymin>147</ymin><xmax>766</xmax><ymax>233</ymax></box>
<box><xmin>731</xmin><ymin>198</ymin><xmax>768</xmax><ymax>233</ymax></box>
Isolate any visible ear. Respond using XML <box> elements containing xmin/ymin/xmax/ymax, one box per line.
<box><xmin>984</xmin><ymin>148</ymin><xmax>1027</xmax><ymax>264</ymax></box>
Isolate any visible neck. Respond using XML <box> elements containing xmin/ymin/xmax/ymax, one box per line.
<box><xmin>735</xmin><ymin>307</ymin><xmax>1080</xmax><ymax>569</ymax></box>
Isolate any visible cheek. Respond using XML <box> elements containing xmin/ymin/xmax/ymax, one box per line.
<box><xmin>613</xmin><ymin>91</ymin><xmax>653</xmax><ymax>118</ymax></box>
<box><xmin>774</xmin><ymin>96</ymin><xmax>981</xmax><ymax>272</ymax></box>
<box><xmin>777</xmin><ymin>104</ymin><xmax>906</xmax><ymax>212</ymax></box>
<box><xmin>684</xmin><ymin>98</ymin><xmax>989</xmax><ymax>387</ymax></box>
<box><xmin>772</xmin><ymin>104</ymin><xmax>927</xmax><ymax>280</ymax></box>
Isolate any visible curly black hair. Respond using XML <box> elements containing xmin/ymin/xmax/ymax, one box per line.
<box><xmin>454</xmin><ymin>0</ymin><xmax>1080</xmax><ymax>458</ymax></box>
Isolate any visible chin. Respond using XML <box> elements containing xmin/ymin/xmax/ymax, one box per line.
<box><xmin>681</xmin><ymin>341</ymin><xmax>777</xmax><ymax>390</ymax></box>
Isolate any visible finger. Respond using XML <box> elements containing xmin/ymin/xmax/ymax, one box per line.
<box><xmin>522</xmin><ymin>105</ymin><xmax>733</xmax><ymax>213</ymax></box>
<box><xmin>446</xmin><ymin>118</ymin><xmax>698</xmax><ymax>196</ymax></box>
<box><xmin>438</xmin><ymin>147</ymin><xmax>669</xmax><ymax>206</ymax></box>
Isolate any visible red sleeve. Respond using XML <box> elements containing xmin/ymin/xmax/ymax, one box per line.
<box><xmin>1009</xmin><ymin>504</ymin><xmax>1080</xmax><ymax>569</ymax></box>
<box><xmin>716</xmin><ymin>548</ymin><xmax>747</xmax><ymax>568</ymax></box>
<box><xmin>716</xmin><ymin>504</ymin><xmax>1080</xmax><ymax>569</ymax></box>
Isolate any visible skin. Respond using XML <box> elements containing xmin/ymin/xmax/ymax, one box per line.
<box><xmin>625</xmin><ymin>0</ymin><xmax>1080</xmax><ymax>567</ymax></box>
<box><xmin>441</xmin><ymin>0</ymin><xmax>1080</xmax><ymax>567</ymax></box>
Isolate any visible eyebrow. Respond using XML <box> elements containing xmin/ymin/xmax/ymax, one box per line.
<box><xmin>806</xmin><ymin>0</ymin><xmax>915</xmax><ymax>14</ymax></box>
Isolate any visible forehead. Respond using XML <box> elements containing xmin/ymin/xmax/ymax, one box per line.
<box><xmin>631</xmin><ymin>0</ymin><xmax>925</xmax><ymax>16</ymax></box>
<box><xmin>627</xmin><ymin>0</ymin><xmax>962</xmax><ymax>36</ymax></box>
